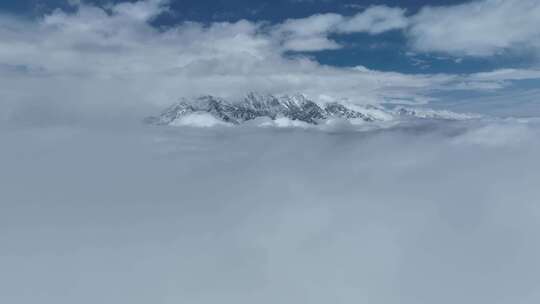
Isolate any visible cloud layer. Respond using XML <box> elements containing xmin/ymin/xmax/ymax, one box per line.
<box><xmin>1</xmin><ymin>2</ymin><xmax>540</xmax><ymax>302</ymax></box>
<box><xmin>279</xmin><ymin>0</ymin><xmax>540</xmax><ymax>57</ymax></box>
<box><xmin>1</xmin><ymin>119</ymin><xmax>540</xmax><ymax>304</ymax></box>
<box><xmin>275</xmin><ymin>6</ymin><xmax>408</xmax><ymax>52</ymax></box>
<box><xmin>1</xmin><ymin>0</ymin><xmax>540</xmax><ymax>126</ymax></box>
<box><xmin>0</xmin><ymin>1</ymin><xmax>432</xmax><ymax>124</ymax></box>
<box><xmin>408</xmin><ymin>0</ymin><xmax>540</xmax><ymax>56</ymax></box>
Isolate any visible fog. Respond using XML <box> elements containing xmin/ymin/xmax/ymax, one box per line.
<box><xmin>2</xmin><ymin>0</ymin><xmax>540</xmax><ymax>302</ymax></box>
<box><xmin>1</xmin><ymin>119</ymin><xmax>540</xmax><ymax>304</ymax></box>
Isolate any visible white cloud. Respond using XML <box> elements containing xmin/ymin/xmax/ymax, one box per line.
<box><xmin>274</xmin><ymin>6</ymin><xmax>408</xmax><ymax>52</ymax></box>
<box><xmin>1</xmin><ymin>3</ymin><xmax>540</xmax><ymax>301</ymax></box>
<box><xmin>1</xmin><ymin>0</ymin><xmax>540</xmax><ymax>126</ymax></box>
<box><xmin>1</xmin><ymin>118</ymin><xmax>540</xmax><ymax>303</ymax></box>
<box><xmin>452</xmin><ymin>122</ymin><xmax>534</xmax><ymax>146</ymax></box>
<box><xmin>112</xmin><ymin>0</ymin><xmax>170</xmax><ymax>21</ymax></box>
<box><xmin>273</xmin><ymin>13</ymin><xmax>343</xmax><ymax>52</ymax></box>
<box><xmin>169</xmin><ymin>112</ymin><xmax>232</xmax><ymax>127</ymax></box>
<box><xmin>470</xmin><ymin>69</ymin><xmax>540</xmax><ymax>82</ymax></box>
<box><xmin>278</xmin><ymin>13</ymin><xmax>344</xmax><ymax>37</ymax></box>
<box><xmin>408</xmin><ymin>0</ymin><xmax>540</xmax><ymax>56</ymax></box>
<box><xmin>338</xmin><ymin>5</ymin><xmax>408</xmax><ymax>34</ymax></box>
<box><xmin>0</xmin><ymin>1</ymin><xmax>454</xmax><ymax>125</ymax></box>
<box><xmin>279</xmin><ymin>0</ymin><xmax>540</xmax><ymax>57</ymax></box>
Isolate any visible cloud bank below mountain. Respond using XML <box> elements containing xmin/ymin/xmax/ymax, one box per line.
<box><xmin>1</xmin><ymin>118</ymin><xmax>540</xmax><ymax>304</ymax></box>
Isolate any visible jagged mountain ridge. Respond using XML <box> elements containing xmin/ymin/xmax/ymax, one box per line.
<box><xmin>146</xmin><ymin>93</ymin><xmax>479</xmax><ymax>127</ymax></box>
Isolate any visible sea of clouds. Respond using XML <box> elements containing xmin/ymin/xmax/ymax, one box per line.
<box><xmin>2</xmin><ymin>0</ymin><xmax>540</xmax><ymax>302</ymax></box>
<box><xmin>1</xmin><ymin>117</ymin><xmax>540</xmax><ymax>304</ymax></box>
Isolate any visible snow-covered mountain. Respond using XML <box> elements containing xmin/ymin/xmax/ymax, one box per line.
<box><xmin>145</xmin><ymin>93</ymin><xmax>481</xmax><ymax>127</ymax></box>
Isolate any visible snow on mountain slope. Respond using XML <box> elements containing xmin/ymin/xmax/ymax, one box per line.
<box><xmin>145</xmin><ymin>93</ymin><xmax>481</xmax><ymax>128</ymax></box>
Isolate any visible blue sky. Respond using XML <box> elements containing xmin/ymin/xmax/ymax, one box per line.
<box><xmin>0</xmin><ymin>0</ymin><xmax>539</xmax><ymax>117</ymax></box>
<box><xmin>0</xmin><ymin>0</ymin><xmax>533</xmax><ymax>73</ymax></box>
<box><xmin>0</xmin><ymin>0</ymin><xmax>472</xmax><ymax>20</ymax></box>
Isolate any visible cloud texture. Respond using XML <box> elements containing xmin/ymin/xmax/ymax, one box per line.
<box><xmin>408</xmin><ymin>0</ymin><xmax>540</xmax><ymax>56</ymax></box>
<box><xmin>1</xmin><ymin>119</ymin><xmax>540</xmax><ymax>304</ymax></box>
<box><xmin>1</xmin><ymin>0</ymin><xmax>540</xmax><ymax>126</ymax></box>
<box><xmin>1</xmin><ymin>2</ymin><xmax>540</xmax><ymax>302</ymax></box>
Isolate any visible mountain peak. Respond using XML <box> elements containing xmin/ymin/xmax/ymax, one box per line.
<box><xmin>147</xmin><ymin>93</ymin><xmax>480</xmax><ymax>127</ymax></box>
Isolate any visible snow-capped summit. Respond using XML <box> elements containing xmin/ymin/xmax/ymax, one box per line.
<box><xmin>145</xmin><ymin>93</ymin><xmax>480</xmax><ymax>127</ymax></box>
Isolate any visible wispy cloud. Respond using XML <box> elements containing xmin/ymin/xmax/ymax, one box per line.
<box><xmin>274</xmin><ymin>6</ymin><xmax>408</xmax><ymax>52</ymax></box>
<box><xmin>408</xmin><ymin>0</ymin><xmax>540</xmax><ymax>57</ymax></box>
<box><xmin>1</xmin><ymin>0</ymin><xmax>540</xmax><ymax>126</ymax></box>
